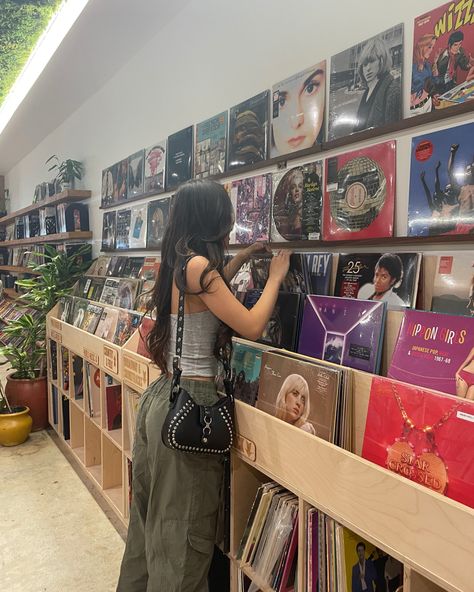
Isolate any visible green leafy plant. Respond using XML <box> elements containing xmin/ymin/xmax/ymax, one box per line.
<box><xmin>46</xmin><ymin>155</ymin><xmax>83</xmax><ymax>186</ymax></box>
<box><xmin>0</xmin><ymin>244</ymin><xmax>92</xmax><ymax>379</ymax></box>
<box><xmin>0</xmin><ymin>1</ymin><xmax>62</xmax><ymax>107</ymax></box>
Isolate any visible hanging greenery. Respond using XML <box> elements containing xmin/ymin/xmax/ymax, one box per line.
<box><xmin>0</xmin><ymin>0</ymin><xmax>62</xmax><ymax>107</ymax></box>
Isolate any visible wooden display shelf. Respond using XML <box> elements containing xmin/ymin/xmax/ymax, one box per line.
<box><xmin>99</xmin><ymin>100</ymin><xmax>474</xmax><ymax>212</ymax></box>
<box><xmin>1</xmin><ymin>231</ymin><xmax>92</xmax><ymax>248</ymax></box>
<box><xmin>0</xmin><ymin>265</ymin><xmax>40</xmax><ymax>275</ymax></box>
<box><xmin>236</xmin><ymin>561</ymin><xmax>275</xmax><ymax>592</ymax></box>
<box><xmin>0</xmin><ymin>189</ymin><xmax>91</xmax><ymax>225</ymax></box>
<box><xmin>232</xmin><ymin>402</ymin><xmax>474</xmax><ymax>592</ymax></box>
<box><xmin>122</xmin><ymin>330</ymin><xmax>160</xmax><ymax>393</ymax></box>
<box><xmin>3</xmin><ymin>288</ymin><xmax>19</xmax><ymax>299</ymax></box>
<box><xmin>101</xmin><ymin>232</ymin><xmax>474</xmax><ymax>253</ymax></box>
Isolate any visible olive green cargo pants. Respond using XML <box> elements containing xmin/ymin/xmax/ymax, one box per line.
<box><xmin>117</xmin><ymin>376</ymin><xmax>225</xmax><ymax>592</ymax></box>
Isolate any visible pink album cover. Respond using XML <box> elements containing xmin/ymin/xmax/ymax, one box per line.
<box><xmin>362</xmin><ymin>376</ymin><xmax>474</xmax><ymax>508</ymax></box>
<box><xmin>323</xmin><ymin>141</ymin><xmax>395</xmax><ymax>241</ymax></box>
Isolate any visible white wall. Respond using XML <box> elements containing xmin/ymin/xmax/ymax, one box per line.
<box><xmin>5</xmin><ymin>0</ymin><xmax>473</xmax><ymax>256</ymax></box>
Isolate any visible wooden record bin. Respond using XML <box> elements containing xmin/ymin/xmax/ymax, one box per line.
<box><xmin>46</xmin><ymin>303</ymin><xmax>136</xmax><ymax>525</ymax></box>
<box><xmin>46</xmin><ymin>302</ymin><xmax>474</xmax><ymax>590</ymax></box>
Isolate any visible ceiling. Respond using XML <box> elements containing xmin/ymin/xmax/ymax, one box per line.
<box><xmin>0</xmin><ymin>0</ymin><xmax>191</xmax><ymax>174</ymax></box>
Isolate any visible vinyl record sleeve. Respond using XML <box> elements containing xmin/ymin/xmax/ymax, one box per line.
<box><xmin>129</xmin><ymin>204</ymin><xmax>147</xmax><ymax>249</ymax></box>
<box><xmin>329</xmin><ymin>24</ymin><xmax>403</xmax><ymax>140</ymax></box>
<box><xmin>270</xmin><ymin>61</ymin><xmax>326</xmax><ymax>158</ymax></box>
<box><xmin>431</xmin><ymin>252</ymin><xmax>474</xmax><ymax>317</ymax></box>
<box><xmin>166</xmin><ymin>126</ymin><xmax>193</xmax><ymax>190</ymax></box>
<box><xmin>146</xmin><ymin>198</ymin><xmax>170</xmax><ymax>248</ymax></box>
<box><xmin>411</xmin><ymin>2</ymin><xmax>474</xmax><ymax>116</ymax></box>
<box><xmin>363</xmin><ymin>376</ymin><xmax>474</xmax><ymax>508</ymax></box>
<box><xmin>334</xmin><ymin>252</ymin><xmax>420</xmax><ymax>309</ymax></box>
<box><xmin>305</xmin><ymin>253</ymin><xmax>333</xmax><ymax>295</ymax></box>
<box><xmin>271</xmin><ymin>161</ymin><xmax>323</xmax><ymax>241</ymax></box>
<box><xmin>408</xmin><ymin>122</ymin><xmax>474</xmax><ymax>237</ymax></box>
<box><xmin>298</xmin><ymin>295</ymin><xmax>386</xmax><ymax>373</ymax></box>
<box><xmin>228</xmin><ymin>90</ymin><xmax>269</xmax><ymax>170</ymax></box>
<box><xmin>257</xmin><ymin>351</ymin><xmax>340</xmax><ymax>442</ymax></box>
<box><xmin>323</xmin><ymin>140</ymin><xmax>396</xmax><ymax>241</ymax></box>
<box><xmin>127</xmin><ymin>150</ymin><xmax>145</xmax><ymax>198</ymax></box>
<box><xmin>230</xmin><ymin>174</ymin><xmax>271</xmax><ymax>245</ymax></box>
<box><xmin>116</xmin><ymin>209</ymin><xmax>132</xmax><ymax>250</ymax></box>
<box><xmin>195</xmin><ymin>111</ymin><xmax>228</xmax><ymax>178</ymax></box>
<box><xmin>144</xmin><ymin>141</ymin><xmax>166</xmax><ymax>194</ymax></box>
<box><xmin>388</xmin><ymin>309</ymin><xmax>474</xmax><ymax>396</ymax></box>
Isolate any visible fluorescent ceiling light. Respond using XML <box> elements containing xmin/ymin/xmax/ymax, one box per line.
<box><xmin>0</xmin><ymin>0</ymin><xmax>90</xmax><ymax>137</ymax></box>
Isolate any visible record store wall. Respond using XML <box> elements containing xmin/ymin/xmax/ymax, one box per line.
<box><xmin>5</xmin><ymin>0</ymin><xmax>471</xmax><ymax>256</ymax></box>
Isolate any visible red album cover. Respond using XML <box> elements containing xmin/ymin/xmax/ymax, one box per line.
<box><xmin>137</xmin><ymin>317</ymin><xmax>154</xmax><ymax>359</ymax></box>
<box><xmin>106</xmin><ymin>385</ymin><xmax>122</xmax><ymax>431</ymax></box>
<box><xmin>323</xmin><ymin>141</ymin><xmax>395</xmax><ymax>241</ymax></box>
<box><xmin>362</xmin><ymin>376</ymin><xmax>474</xmax><ymax>508</ymax></box>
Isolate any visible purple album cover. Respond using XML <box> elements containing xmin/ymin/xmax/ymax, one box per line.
<box><xmin>388</xmin><ymin>309</ymin><xmax>474</xmax><ymax>397</ymax></box>
<box><xmin>298</xmin><ymin>295</ymin><xmax>386</xmax><ymax>373</ymax></box>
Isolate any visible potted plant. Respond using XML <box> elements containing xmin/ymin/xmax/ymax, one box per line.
<box><xmin>0</xmin><ymin>244</ymin><xmax>91</xmax><ymax>430</ymax></box>
<box><xmin>0</xmin><ymin>373</ymin><xmax>33</xmax><ymax>446</ymax></box>
<box><xmin>46</xmin><ymin>155</ymin><xmax>83</xmax><ymax>190</ymax></box>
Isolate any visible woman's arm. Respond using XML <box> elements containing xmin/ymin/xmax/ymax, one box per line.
<box><xmin>223</xmin><ymin>242</ymin><xmax>269</xmax><ymax>282</ymax></box>
<box><xmin>187</xmin><ymin>252</ymin><xmax>290</xmax><ymax>341</ymax></box>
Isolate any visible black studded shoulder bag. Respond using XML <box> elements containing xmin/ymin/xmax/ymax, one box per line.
<box><xmin>161</xmin><ymin>261</ymin><xmax>235</xmax><ymax>455</ymax></box>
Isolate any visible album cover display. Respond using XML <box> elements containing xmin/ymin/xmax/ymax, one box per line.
<box><xmin>128</xmin><ymin>205</ymin><xmax>147</xmax><ymax>249</ymax></box>
<box><xmin>271</xmin><ymin>61</ymin><xmax>326</xmax><ymax>158</ymax></box>
<box><xmin>230</xmin><ymin>174</ymin><xmax>271</xmax><ymax>244</ymax></box>
<box><xmin>144</xmin><ymin>141</ymin><xmax>166</xmax><ymax>194</ymax></box>
<box><xmin>230</xmin><ymin>260</ymin><xmax>253</xmax><ymax>296</ymax></box>
<box><xmin>431</xmin><ymin>252</ymin><xmax>474</xmax><ymax>316</ymax></box>
<box><xmin>228</xmin><ymin>90</ymin><xmax>269</xmax><ymax>170</ymax></box>
<box><xmin>305</xmin><ymin>253</ymin><xmax>333</xmax><ymax>295</ymax></box>
<box><xmin>113</xmin><ymin>159</ymin><xmax>128</xmax><ymax>202</ymax></box>
<box><xmin>251</xmin><ymin>253</ymin><xmax>310</xmax><ymax>294</ymax></box>
<box><xmin>101</xmin><ymin>165</ymin><xmax>115</xmax><ymax>207</ymax></box>
<box><xmin>338</xmin><ymin>520</ymin><xmax>403</xmax><ymax>592</ymax></box>
<box><xmin>231</xmin><ymin>339</ymin><xmax>268</xmax><ymax>406</ymax></box>
<box><xmin>335</xmin><ymin>253</ymin><xmax>421</xmax><ymax>308</ymax></box>
<box><xmin>127</xmin><ymin>150</ymin><xmax>144</xmax><ymax>198</ymax></box>
<box><xmin>146</xmin><ymin>197</ymin><xmax>170</xmax><ymax>248</ymax></box>
<box><xmin>271</xmin><ymin>161</ymin><xmax>323</xmax><ymax>241</ymax></box>
<box><xmin>411</xmin><ymin>2</ymin><xmax>474</xmax><ymax>116</ymax></box>
<box><xmin>166</xmin><ymin>126</ymin><xmax>193</xmax><ymax>190</ymax></box>
<box><xmin>244</xmin><ymin>291</ymin><xmax>303</xmax><ymax>350</ymax></box>
<box><xmin>388</xmin><ymin>309</ymin><xmax>474</xmax><ymax>396</ymax></box>
<box><xmin>363</xmin><ymin>376</ymin><xmax>474</xmax><ymax>508</ymax></box>
<box><xmin>298</xmin><ymin>295</ymin><xmax>386</xmax><ymax>373</ymax></box>
<box><xmin>71</xmin><ymin>297</ymin><xmax>89</xmax><ymax>328</ymax></box>
<box><xmin>64</xmin><ymin>203</ymin><xmax>89</xmax><ymax>232</ymax></box>
<box><xmin>101</xmin><ymin>212</ymin><xmax>116</xmax><ymax>250</ymax></box>
<box><xmin>81</xmin><ymin>304</ymin><xmax>103</xmax><ymax>334</ymax></box>
<box><xmin>139</xmin><ymin>256</ymin><xmax>161</xmax><ymax>280</ymax></box>
<box><xmin>122</xmin><ymin>257</ymin><xmax>145</xmax><ymax>279</ymax></box>
<box><xmin>258</xmin><ymin>351</ymin><xmax>341</xmax><ymax>441</ymax></box>
<box><xmin>113</xmin><ymin>311</ymin><xmax>142</xmax><ymax>346</ymax></box>
<box><xmin>329</xmin><ymin>24</ymin><xmax>403</xmax><ymax>140</ymax></box>
<box><xmin>408</xmin><ymin>122</ymin><xmax>474</xmax><ymax>236</ymax></box>
<box><xmin>95</xmin><ymin>307</ymin><xmax>120</xmax><ymax>342</ymax></box>
<box><xmin>323</xmin><ymin>140</ymin><xmax>396</xmax><ymax>241</ymax></box>
<box><xmin>116</xmin><ymin>209</ymin><xmax>132</xmax><ymax>250</ymax></box>
<box><xmin>195</xmin><ymin>111</ymin><xmax>228</xmax><ymax>178</ymax></box>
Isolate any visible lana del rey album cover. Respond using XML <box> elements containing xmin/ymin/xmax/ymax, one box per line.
<box><xmin>323</xmin><ymin>140</ymin><xmax>396</xmax><ymax>241</ymax></box>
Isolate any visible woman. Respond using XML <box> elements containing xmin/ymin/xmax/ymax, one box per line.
<box><xmin>456</xmin><ymin>347</ymin><xmax>474</xmax><ymax>400</ymax></box>
<box><xmin>275</xmin><ymin>374</ymin><xmax>315</xmax><ymax>435</ymax></box>
<box><xmin>353</xmin><ymin>36</ymin><xmax>401</xmax><ymax>133</ymax></box>
<box><xmin>357</xmin><ymin>253</ymin><xmax>405</xmax><ymax>307</ymax></box>
<box><xmin>117</xmin><ymin>179</ymin><xmax>290</xmax><ymax>591</ymax></box>
<box><xmin>271</xmin><ymin>62</ymin><xmax>325</xmax><ymax>157</ymax></box>
<box><xmin>411</xmin><ymin>34</ymin><xmax>440</xmax><ymax>115</ymax></box>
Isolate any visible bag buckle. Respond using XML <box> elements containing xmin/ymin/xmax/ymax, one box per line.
<box><xmin>202</xmin><ymin>410</ymin><xmax>212</xmax><ymax>444</ymax></box>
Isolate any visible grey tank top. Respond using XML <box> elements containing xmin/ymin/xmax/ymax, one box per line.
<box><xmin>167</xmin><ymin>310</ymin><xmax>221</xmax><ymax>377</ymax></box>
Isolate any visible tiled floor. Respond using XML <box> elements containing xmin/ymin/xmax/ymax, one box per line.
<box><xmin>0</xmin><ymin>430</ymin><xmax>125</xmax><ymax>591</ymax></box>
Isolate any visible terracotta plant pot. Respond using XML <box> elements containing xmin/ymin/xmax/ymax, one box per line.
<box><xmin>5</xmin><ymin>374</ymin><xmax>48</xmax><ymax>431</ymax></box>
<box><xmin>0</xmin><ymin>406</ymin><xmax>33</xmax><ymax>446</ymax></box>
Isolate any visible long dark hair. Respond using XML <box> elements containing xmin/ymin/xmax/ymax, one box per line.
<box><xmin>147</xmin><ymin>179</ymin><xmax>234</xmax><ymax>373</ymax></box>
